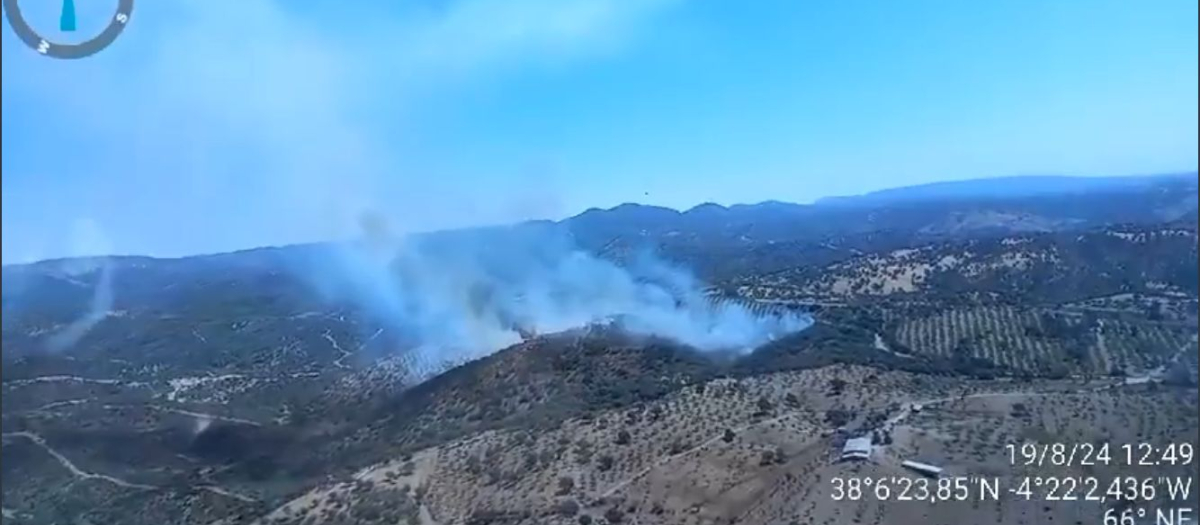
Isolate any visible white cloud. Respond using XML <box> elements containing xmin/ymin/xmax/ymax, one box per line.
<box><xmin>395</xmin><ymin>0</ymin><xmax>677</xmax><ymax>77</ymax></box>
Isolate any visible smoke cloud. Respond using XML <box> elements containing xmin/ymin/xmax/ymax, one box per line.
<box><xmin>4</xmin><ymin>0</ymin><xmax>809</xmax><ymax>369</ymax></box>
<box><xmin>45</xmin><ymin>219</ymin><xmax>117</xmax><ymax>351</ymax></box>
<box><xmin>3</xmin><ymin>0</ymin><xmax>813</xmax><ymax>373</ymax></box>
<box><xmin>45</xmin><ymin>262</ymin><xmax>114</xmax><ymax>352</ymax></box>
<box><xmin>304</xmin><ymin>217</ymin><xmax>811</xmax><ymax>377</ymax></box>
<box><xmin>2</xmin><ymin>0</ymin><xmax>686</xmax><ymax>262</ymax></box>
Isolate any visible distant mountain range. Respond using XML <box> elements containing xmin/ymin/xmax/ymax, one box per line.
<box><xmin>4</xmin><ymin>173</ymin><xmax>1196</xmax><ymax>271</ymax></box>
<box><xmin>543</xmin><ymin>172</ymin><xmax>1197</xmax><ymax>276</ymax></box>
<box><xmin>813</xmin><ymin>172</ymin><xmax>1198</xmax><ymax>206</ymax></box>
<box><xmin>4</xmin><ymin>172</ymin><xmax>1195</xmax><ymax>341</ymax></box>
<box><xmin>565</xmin><ymin>172</ymin><xmax>1197</xmax><ymax>237</ymax></box>
<box><xmin>4</xmin><ymin>173</ymin><xmax>1196</xmax><ymax>282</ymax></box>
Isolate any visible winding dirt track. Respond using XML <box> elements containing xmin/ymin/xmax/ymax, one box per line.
<box><xmin>1</xmin><ymin>431</ymin><xmax>156</xmax><ymax>490</ymax></box>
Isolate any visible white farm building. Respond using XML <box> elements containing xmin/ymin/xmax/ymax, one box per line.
<box><xmin>840</xmin><ymin>436</ymin><xmax>873</xmax><ymax>461</ymax></box>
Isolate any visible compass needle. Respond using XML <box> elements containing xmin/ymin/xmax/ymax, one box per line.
<box><xmin>60</xmin><ymin>0</ymin><xmax>76</xmax><ymax>32</ymax></box>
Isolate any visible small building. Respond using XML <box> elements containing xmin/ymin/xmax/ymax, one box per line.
<box><xmin>911</xmin><ymin>403</ymin><xmax>923</xmax><ymax>413</ymax></box>
<box><xmin>840</xmin><ymin>436</ymin><xmax>873</xmax><ymax>461</ymax></box>
<box><xmin>901</xmin><ymin>460</ymin><xmax>943</xmax><ymax>478</ymax></box>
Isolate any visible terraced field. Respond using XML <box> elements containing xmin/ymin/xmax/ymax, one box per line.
<box><xmin>257</xmin><ymin>366</ymin><xmax>1024</xmax><ymax>525</ymax></box>
<box><xmin>888</xmin><ymin>306</ymin><xmax>1194</xmax><ymax>376</ymax></box>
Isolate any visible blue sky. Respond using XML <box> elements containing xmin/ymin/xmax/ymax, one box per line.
<box><xmin>2</xmin><ymin>0</ymin><xmax>1197</xmax><ymax>262</ymax></box>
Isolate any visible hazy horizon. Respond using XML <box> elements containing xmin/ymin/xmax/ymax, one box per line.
<box><xmin>2</xmin><ymin>170</ymin><xmax>1194</xmax><ymax>266</ymax></box>
<box><xmin>4</xmin><ymin>0</ymin><xmax>1197</xmax><ymax>264</ymax></box>
<box><xmin>0</xmin><ymin>169</ymin><xmax>1195</xmax><ymax>266</ymax></box>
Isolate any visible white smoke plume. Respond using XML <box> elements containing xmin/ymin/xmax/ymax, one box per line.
<box><xmin>2</xmin><ymin>0</ymin><xmax>690</xmax><ymax>262</ymax></box>
<box><xmin>5</xmin><ymin>0</ymin><xmax>809</xmax><ymax>368</ymax></box>
<box><xmin>302</xmin><ymin>214</ymin><xmax>811</xmax><ymax>376</ymax></box>
<box><xmin>45</xmin><ymin>219</ymin><xmax>116</xmax><ymax>352</ymax></box>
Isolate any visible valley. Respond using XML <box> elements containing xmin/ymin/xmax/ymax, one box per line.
<box><xmin>2</xmin><ymin>175</ymin><xmax>1197</xmax><ymax>525</ymax></box>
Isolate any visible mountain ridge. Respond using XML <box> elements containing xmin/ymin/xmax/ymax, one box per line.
<box><xmin>814</xmin><ymin>171</ymin><xmax>1198</xmax><ymax>206</ymax></box>
<box><xmin>3</xmin><ymin>172</ymin><xmax>1195</xmax><ymax>269</ymax></box>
